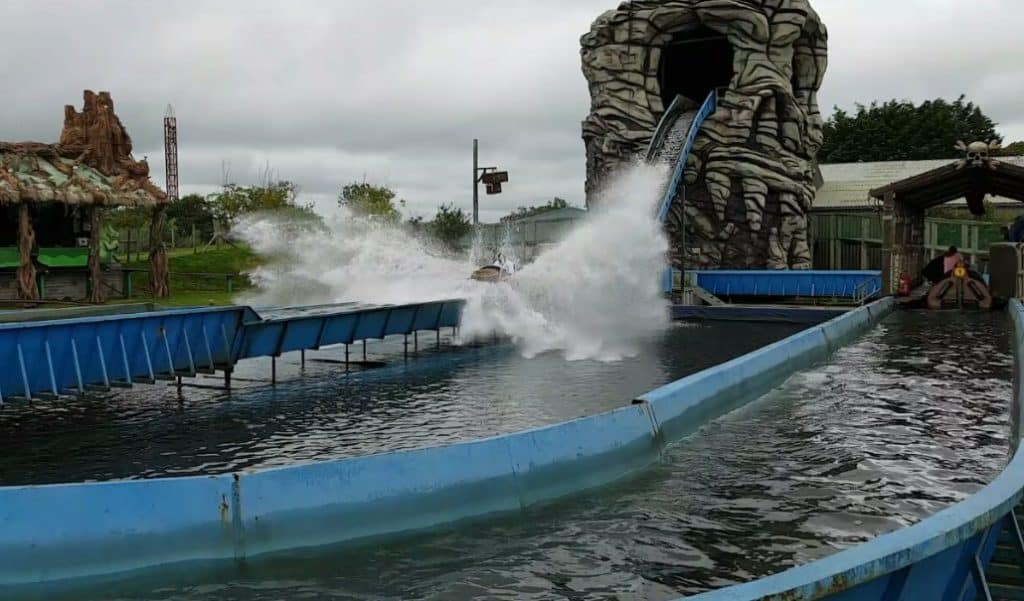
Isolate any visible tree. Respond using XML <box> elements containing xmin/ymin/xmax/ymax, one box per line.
<box><xmin>166</xmin><ymin>193</ymin><xmax>215</xmax><ymax>240</ymax></box>
<box><xmin>209</xmin><ymin>180</ymin><xmax>303</xmax><ymax>223</ymax></box>
<box><xmin>500</xmin><ymin>197</ymin><xmax>571</xmax><ymax>223</ymax></box>
<box><xmin>105</xmin><ymin>206</ymin><xmax>150</xmax><ymax>231</ymax></box>
<box><xmin>338</xmin><ymin>182</ymin><xmax>401</xmax><ymax>222</ymax></box>
<box><xmin>429</xmin><ymin>203</ymin><xmax>472</xmax><ymax>250</ymax></box>
<box><xmin>999</xmin><ymin>141</ymin><xmax>1024</xmax><ymax>157</ymax></box>
<box><xmin>819</xmin><ymin>96</ymin><xmax>1002</xmax><ymax>163</ymax></box>
<box><xmin>208</xmin><ymin>180</ymin><xmax>318</xmax><ymax>222</ymax></box>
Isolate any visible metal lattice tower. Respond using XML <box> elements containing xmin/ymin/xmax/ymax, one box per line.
<box><xmin>163</xmin><ymin>105</ymin><xmax>178</xmax><ymax>202</ymax></box>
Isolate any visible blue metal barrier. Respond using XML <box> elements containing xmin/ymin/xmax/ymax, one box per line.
<box><xmin>0</xmin><ymin>306</ymin><xmax>256</xmax><ymax>403</ymax></box>
<box><xmin>0</xmin><ymin>299</ymin><xmax>465</xmax><ymax>403</ymax></box>
<box><xmin>695</xmin><ymin>270</ymin><xmax>883</xmax><ymax>301</ymax></box>
<box><xmin>238</xmin><ymin>300</ymin><xmax>463</xmax><ymax>359</ymax></box>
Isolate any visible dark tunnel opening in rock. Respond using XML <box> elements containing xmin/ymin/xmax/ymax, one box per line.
<box><xmin>658</xmin><ymin>26</ymin><xmax>735</xmax><ymax>109</ymax></box>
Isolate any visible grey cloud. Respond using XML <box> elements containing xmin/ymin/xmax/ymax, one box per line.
<box><xmin>3</xmin><ymin>0</ymin><xmax>1022</xmax><ymax>224</ymax></box>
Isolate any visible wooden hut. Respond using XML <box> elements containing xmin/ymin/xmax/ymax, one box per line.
<box><xmin>0</xmin><ymin>90</ymin><xmax>168</xmax><ymax>303</ymax></box>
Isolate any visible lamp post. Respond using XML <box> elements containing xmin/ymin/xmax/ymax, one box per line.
<box><xmin>472</xmin><ymin>139</ymin><xmax>508</xmax><ymax>226</ymax></box>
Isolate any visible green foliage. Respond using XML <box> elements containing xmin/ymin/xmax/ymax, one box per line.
<box><xmin>209</xmin><ymin>181</ymin><xmax>316</xmax><ymax>223</ymax></box>
<box><xmin>105</xmin><ymin>206</ymin><xmax>150</xmax><ymax>231</ymax></box>
<box><xmin>819</xmin><ymin>96</ymin><xmax>1002</xmax><ymax>163</ymax></box>
<box><xmin>928</xmin><ymin>200</ymin><xmax>1023</xmax><ymax>224</ymax></box>
<box><xmin>500</xmin><ymin>197</ymin><xmax>570</xmax><ymax>223</ymax></box>
<box><xmin>128</xmin><ymin>245</ymin><xmax>259</xmax><ymax>274</ymax></box>
<box><xmin>166</xmin><ymin>193</ymin><xmax>215</xmax><ymax>240</ymax></box>
<box><xmin>429</xmin><ymin>203</ymin><xmax>472</xmax><ymax>249</ymax></box>
<box><xmin>338</xmin><ymin>182</ymin><xmax>402</xmax><ymax>222</ymax></box>
<box><xmin>999</xmin><ymin>141</ymin><xmax>1024</xmax><ymax>156</ymax></box>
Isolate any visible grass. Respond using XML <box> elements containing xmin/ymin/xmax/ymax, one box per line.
<box><xmin>122</xmin><ymin>245</ymin><xmax>262</xmax><ymax>307</ymax></box>
<box><xmin>151</xmin><ymin>290</ymin><xmax>239</xmax><ymax>307</ymax></box>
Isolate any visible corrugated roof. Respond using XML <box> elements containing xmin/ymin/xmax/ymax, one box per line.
<box><xmin>814</xmin><ymin>156</ymin><xmax>1024</xmax><ymax>211</ymax></box>
<box><xmin>0</xmin><ymin>147</ymin><xmax>164</xmax><ymax>207</ymax></box>
<box><xmin>501</xmin><ymin>206</ymin><xmax>588</xmax><ymax>224</ymax></box>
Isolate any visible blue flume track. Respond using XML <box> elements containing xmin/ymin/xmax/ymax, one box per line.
<box><xmin>0</xmin><ymin>299</ymin><xmax>465</xmax><ymax>403</ymax></box>
<box><xmin>0</xmin><ymin>300</ymin><xmax>890</xmax><ymax>594</ymax></box>
<box><xmin>645</xmin><ymin>91</ymin><xmax>718</xmax><ymax>293</ymax></box>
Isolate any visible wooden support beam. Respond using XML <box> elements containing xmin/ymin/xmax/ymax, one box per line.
<box><xmin>87</xmin><ymin>206</ymin><xmax>105</xmax><ymax>304</ymax></box>
<box><xmin>149</xmin><ymin>204</ymin><xmax>170</xmax><ymax>298</ymax></box>
<box><xmin>16</xmin><ymin>203</ymin><xmax>38</xmax><ymax>301</ymax></box>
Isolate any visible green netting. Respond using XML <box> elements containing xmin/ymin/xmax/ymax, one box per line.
<box><xmin>936</xmin><ymin>223</ymin><xmax>963</xmax><ymax>247</ymax></box>
<box><xmin>37</xmin><ymin>248</ymin><xmax>90</xmax><ymax>268</ymax></box>
<box><xmin>0</xmin><ymin>244</ymin><xmax>118</xmax><ymax>269</ymax></box>
<box><xmin>0</xmin><ymin>247</ymin><xmax>18</xmax><ymax>269</ymax></box>
<box><xmin>978</xmin><ymin>225</ymin><xmax>1004</xmax><ymax>249</ymax></box>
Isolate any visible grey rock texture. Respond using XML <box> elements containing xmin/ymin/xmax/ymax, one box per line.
<box><xmin>581</xmin><ymin>0</ymin><xmax>828</xmax><ymax>269</ymax></box>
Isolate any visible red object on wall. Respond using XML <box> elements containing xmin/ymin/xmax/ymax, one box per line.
<box><xmin>898</xmin><ymin>272</ymin><xmax>912</xmax><ymax>297</ymax></box>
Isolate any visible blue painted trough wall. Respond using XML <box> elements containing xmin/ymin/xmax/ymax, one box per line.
<box><xmin>696</xmin><ymin>270</ymin><xmax>882</xmax><ymax>300</ymax></box>
<box><xmin>679</xmin><ymin>299</ymin><xmax>1024</xmax><ymax>601</ymax></box>
<box><xmin>237</xmin><ymin>300</ymin><xmax>463</xmax><ymax>359</ymax></box>
<box><xmin>0</xmin><ymin>300</ymin><xmax>465</xmax><ymax>402</ymax></box>
<box><xmin>0</xmin><ymin>306</ymin><xmax>255</xmax><ymax>401</ymax></box>
<box><xmin>0</xmin><ymin>300</ymin><xmax>891</xmax><ymax>592</ymax></box>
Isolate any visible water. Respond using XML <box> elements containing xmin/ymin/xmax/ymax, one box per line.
<box><xmin>236</xmin><ymin>164</ymin><xmax>671</xmax><ymax>362</ymax></box>
<box><xmin>81</xmin><ymin>310</ymin><xmax>1012</xmax><ymax>601</ymax></box>
<box><xmin>0</xmin><ymin>320</ymin><xmax>803</xmax><ymax>486</ymax></box>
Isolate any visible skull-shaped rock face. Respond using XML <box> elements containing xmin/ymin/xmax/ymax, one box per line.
<box><xmin>581</xmin><ymin>0</ymin><xmax>828</xmax><ymax>270</ymax></box>
<box><xmin>967</xmin><ymin>142</ymin><xmax>990</xmax><ymax>166</ymax></box>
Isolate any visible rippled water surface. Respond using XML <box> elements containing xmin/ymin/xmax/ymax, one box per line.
<box><xmin>11</xmin><ymin>311</ymin><xmax>1015</xmax><ymax>601</ymax></box>
<box><xmin>0</xmin><ymin>320</ymin><xmax>802</xmax><ymax>485</ymax></box>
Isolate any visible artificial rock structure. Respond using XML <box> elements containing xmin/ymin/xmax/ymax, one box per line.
<box><xmin>582</xmin><ymin>0</ymin><xmax>828</xmax><ymax>269</ymax></box>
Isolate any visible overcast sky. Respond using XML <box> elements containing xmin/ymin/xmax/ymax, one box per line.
<box><xmin>2</xmin><ymin>0</ymin><xmax>1022</xmax><ymax>221</ymax></box>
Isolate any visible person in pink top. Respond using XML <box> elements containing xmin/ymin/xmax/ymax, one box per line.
<box><xmin>943</xmin><ymin>246</ymin><xmax>965</xmax><ymax>275</ymax></box>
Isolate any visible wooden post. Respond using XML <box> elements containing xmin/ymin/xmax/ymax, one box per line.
<box><xmin>16</xmin><ymin>203</ymin><xmax>38</xmax><ymax>301</ymax></box>
<box><xmin>149</xmin><ymin>204</ymin><xmax>170</xmax><ymax>298</ymax></box>
<box><xmin>881</xmin><ymin>191</ymin><xmax>896</xmax><ymax>296</ymax></box>
<box><xmin>192</xmin><ymin>223</ymin><xmax>198</xmax><ymax>254</ymax></box>
<box><xmin>860</xmin><ymin>216</ymin><xmax>869</xmax><ymax>271</ymax></box>
<box><xmin>87</xmin><ymin>206</ymin><xmax>105</xmax><ymax>303</ymax></box>
<box><xmin>126</xmin><ymin>228</ymin><xmax>132</xmax><ymax>263</ymax></box>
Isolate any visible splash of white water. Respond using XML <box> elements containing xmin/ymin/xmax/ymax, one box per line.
<box><xmin>236</xmin><ymin>163</ymin><xmax>670</xmax><ymax>362</ymax></box>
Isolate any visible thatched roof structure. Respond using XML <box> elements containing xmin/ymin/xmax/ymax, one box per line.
<box><xmin>0</xmin><ymin>90</ymin><xmax>165</xmax><ymax>207</ymax></box>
